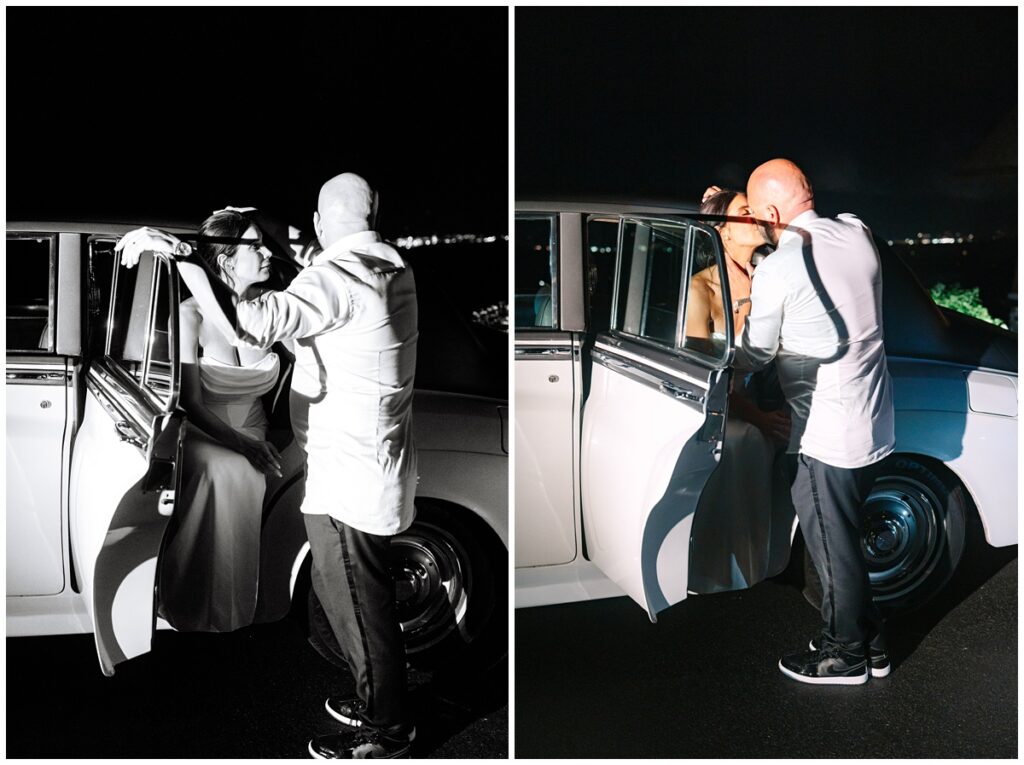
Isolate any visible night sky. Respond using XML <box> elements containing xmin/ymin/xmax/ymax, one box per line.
<box><xmin>8</xmin><ymin>8</ymin><xmax>508</xmax><ymax>237</ymax></box>
<box><xmin>516</xmin><ymin>7</ymin><xmax>1017</xmax><ymax>240</ymax></box>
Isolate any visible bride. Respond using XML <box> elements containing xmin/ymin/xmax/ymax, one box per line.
<box><xmin>156</xmin><ymin>208</ymin><xmax>285</xmax><ymax>632</ymax></box>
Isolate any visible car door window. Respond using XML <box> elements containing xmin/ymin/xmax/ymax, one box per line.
<box><xmin>106</xmin><ymin>253</ymin><xmax>176</xmax><ymax>408</ymax></box>
<box><xmin>585</xmin><ymin>218</ymin><xmax>619</xmax><ymax>334</ymax></box>
<box><xmin>515</xmin><ymin>215</ymin><xmax>558</xmax><ymax>329</ymax></box>
<box><xmin>612</xmin><ymin>219</ymin><xmax>730</xmax><ymax>362</ymax></box>
<box><xmin>6</xmin><ymin>235</ymin><xmax>55</xmax><ymax>353</ymax></box>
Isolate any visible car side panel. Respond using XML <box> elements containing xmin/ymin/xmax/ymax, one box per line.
<box><xmin>889</xmin><ymin>358</ymin><xmax>1017</xmax><ymax>547</ymax></box>
<box><xmin>68</xmin><ymin>393</ymin><xmax>150</xmax><ymax>670</ymax></box>
<box><xmin>514</xmin><ymin>334</ymin><xmax>578</xmax><ymax>567</ymax></box>
<box><xmin>6</xmin><ymin>359</ymin><xmax>70</xmax><ymax>596</ymax></box>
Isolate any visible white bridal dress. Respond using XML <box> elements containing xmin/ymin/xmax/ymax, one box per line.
<box><xmin>160</xmin><ymin>352</ymin><xmax>281</xmax><ymax>632</ymax></box>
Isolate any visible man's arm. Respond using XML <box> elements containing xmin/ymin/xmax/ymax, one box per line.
<box><xmin>115</xmin><ymin>227</ymin><xmax>351</xmax><ymax>348</ymax></box>
<box><xmin>115</xmin><ymin>227</ymin><xmax>239</xmax><ymax>340</ymax></box>
<box><xmin>233</xmin><ymin>266</ymin><xmax>353</xmax><ymax>348</ymax></box>
<box><xmin>733</xmin><ymin>264</ymin><xmax>784</xmax><ymax>372</ymax></box>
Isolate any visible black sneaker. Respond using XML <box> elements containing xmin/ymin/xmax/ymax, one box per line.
<box><xmin>308</xmin><ymin>727</ymin><xmax>414</xmax><ymax>759</ymax></box>
<box><xmin>778</xmin><ymin>644</ymin><xmax>869</xmax><ymax>685</ymax></box>
<box><xmin>809</xmin><ymin>633</ymin><xmax>891</xmax><ymax>678</ymax></box>
<box><xmin>325</xmin><ymin>697</ymin><xmax>367</xmax><ymax>728</ymax></box>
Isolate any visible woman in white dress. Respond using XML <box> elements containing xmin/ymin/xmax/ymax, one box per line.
<box><xmin>159</xmin><ymin>209</ymin><xmax>285</xmax><ymax>632</ymax></box>
<box><xmin>687</xmin><ymin>189</ymin><xmax>794</xmax><ymax>594</ymax></box>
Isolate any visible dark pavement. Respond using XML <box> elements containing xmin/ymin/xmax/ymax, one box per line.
<box><xmin>6</xmin><ymin>611</ymin><xmax>507</xmax><ymax>758</ymax></box>
<box><xmin>515</xmin><ymin>546</ymin><xmax>1017</xmax><ymax>758</ymax></box>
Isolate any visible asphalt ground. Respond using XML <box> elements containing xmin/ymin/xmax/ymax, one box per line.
<box><xmin>6</xmin><ymin>611</ymin><xmax>507</xmax><ymax>758</ymax></box>
<box><xmin>515</xmin><ymin>544</ymin><xmax>1017</xmax><ymax>758</ymax></box>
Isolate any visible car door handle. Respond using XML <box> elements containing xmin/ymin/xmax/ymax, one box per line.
<box><xmin>114</xmin><ymin>420</ymin><xmax>146</xmax><ymax>449</ymax></box>
<box><xmin>659</xmin><ymin>381</ymin><xmax>704</xmax><ymax>404</ymax></box>
<box><xmin>515</xmin><ymin>347</ymin><xmax>571</xmax><ymax>358</ymax></box>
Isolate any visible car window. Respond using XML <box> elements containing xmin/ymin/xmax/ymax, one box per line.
<box><xmin>681</xmin><ymin>226</ymin><xmax>730</xmax><ymax>362</ymax></box>
<box><xmin>6</xmin><ymin>235</ymin><xmax>55</xmax><ymax>354</ymax></box>
<box><xmin>106</xmin><ymin>253</ymin><xmax>176</xmax><ymax>408</ymax></box>
<box><xmin>515</xmin><ymin>215</ymin><xmax>558</xmax><ymax>329</ymax></box>
<box><xmin>585</xmin><ymin>218</ymin><xmax>619</xmax><ymax>334</ymax></box>
<box><xmin>615</xmin><ymin>219</ymin><xmax>689</xmax><ymax>346</ymax></box>
<box><xmin>611</xmin><ymin>219</ymin><xmax>730</xmax><ymax>362</ymax></box>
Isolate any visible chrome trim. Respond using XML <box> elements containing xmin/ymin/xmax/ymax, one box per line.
<box><xmin>6</xmin><ymin>370</ymin><xmax>69</xmax><ymax>386</ymax></box>
<box><xmin>87</xmin><ymin>360</ymin><xmax>159</xmax><ymax>452</ymax></box>
<box><xmin>593</xmin><ymin>349</ymin><xmax>707</xmax><ymax>407</ymax></box>
<box><xmin>56</xmin><ymin>233</ymin><xmax>82</xmax><ymax>356</ymax></box>
<box><xmin>559</xmin><ymin>212</ymin><xmax>585</xmax><ymax>331</ymax></box>
<box><xmin>515</xmin><ymin>347</ymin><xmax>573</xmax><ymax>360</ymax></box>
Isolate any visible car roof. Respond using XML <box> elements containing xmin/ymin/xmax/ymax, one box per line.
<box><xmin>516</xmin><ymin>198</ymin><xmax>700</xmax><ymax>216</ymax></box>
<box><xmin>7</xmin><ymin>220</ymin><xmax>198</xmax><ymax>237</ymax></box>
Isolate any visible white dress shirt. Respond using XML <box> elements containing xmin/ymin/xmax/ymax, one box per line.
<box><xmin>234</xmin><ymin>230</ymin><xmax>419</xmax><ymax>535</ymax></box>
<box><xmin>734</xmin><ymin>210</ymin><xmax>895</xmax><ymax>469</ymax></box>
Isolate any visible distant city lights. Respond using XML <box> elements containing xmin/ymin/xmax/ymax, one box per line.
<box><xmin>888</xmin><ymin>233</ymin><xmax>977</xmax><ymax>247</ymax></box>
<box><xmin>395</xmin><ymin>233</ymin><xmax>508</xmax><ymax>249</ymax></box>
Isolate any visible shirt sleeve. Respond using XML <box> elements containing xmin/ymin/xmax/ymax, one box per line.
<box><xmin>733</xmin><ymin>262</ymin><xmax>785</xmax><ymax>372</ymax></box>
<box><xmin>234</xmin><ymin>265</ymin><xmax>353</xmax><ymax>349</ymax></box>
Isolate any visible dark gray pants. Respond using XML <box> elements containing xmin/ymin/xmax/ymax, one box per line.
<box><xmin>304</xmin><ymin>513</ymin><xmax>408</xmax><ymax>731</ymax></box>
<box><xmin>791</xmin><ymin>453</ymin><xmax>883</xmax><ymax>649</ymax></box>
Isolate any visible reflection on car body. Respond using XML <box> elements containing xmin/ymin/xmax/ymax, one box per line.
<box><xmin>514</xmin><ymin>200</ymin><xmax>1017</xmax><ymax>621</ymax></box>
<box><xmin>6</xmin><ymin>220</ymin><xmax>508</xmax><ymax>675</ymax></box>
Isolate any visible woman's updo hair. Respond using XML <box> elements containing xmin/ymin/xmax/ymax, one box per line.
<box><xmin>197</xmin><ymin>210</ymin><xmax>251</xmax><ymax>274</ymax></box>
<box><xmin>699</xmin><ymin>189</ymin><xmax>740</xmax><ymax>229</ymax></box>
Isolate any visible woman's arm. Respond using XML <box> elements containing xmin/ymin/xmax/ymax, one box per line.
<box><xmin>177</xmin><ymin>302</ymin><xmax>283</xmax><ymax>477</ymax></box>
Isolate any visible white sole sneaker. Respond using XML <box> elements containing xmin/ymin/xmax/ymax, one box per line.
<box><xmin>809</xmin><ymin>640</ymin><xmax>891</xmax><ymax>678</ymax></box>
<box><xmin>324</xmin><ymin>699</ymin><xmax>364</xmax><ymax>727</ymax></box>
<box><xmin>778</xmin><ymin>660</ymin><xmax>869</xmax><ymax>685</ymax></box>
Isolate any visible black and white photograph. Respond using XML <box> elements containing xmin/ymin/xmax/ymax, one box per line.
<box><xmin>7</xmin><ymin>6</ymin><xmax>508</xmax><ymax>759</ymax></box>
<box><xmin>514</xmin><ymin>5</ymin><xmax>1016</xmax><ymax>759</ymax></box>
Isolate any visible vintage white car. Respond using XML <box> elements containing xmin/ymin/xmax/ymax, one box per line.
<box><xmin>514</xmin><ymin>201</ymin><xmax>1017</xmax><ymax>621</ymax></box>
<box><xmin>6</xmin><ymin>220</ymin><xmax>508</xmax><ymax>675</ymax></box>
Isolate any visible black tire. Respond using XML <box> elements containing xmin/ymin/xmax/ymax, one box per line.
<box><xmin>306</xmin><ymin>500</ymin><xmax>507</xmax><ymax>669</ymax></box>
<box><xmin>802</xmin><ymin>454</ymin><xmax>970</xmax><ymax>615</ymax></box>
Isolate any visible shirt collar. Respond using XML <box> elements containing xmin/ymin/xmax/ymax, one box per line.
<box><xmin>777</xmin><ymin>209</ymin><xmax>819</xmax><ymax>249</ymax></box>
<box><xmin>313</xmin><ymin>230</ymin><xmax>382</xmax><ymax>265</ymax></box>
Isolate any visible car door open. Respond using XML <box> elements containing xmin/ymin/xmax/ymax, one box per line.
<box><xmin>580</xmin><ymin>218</ymin><xmax>732</xmax><ymax>620</ymax></box>
<box><xmin>69</xmin><ymin>248</ymin><xmax>184</xmax><ymax>675</ymax></box>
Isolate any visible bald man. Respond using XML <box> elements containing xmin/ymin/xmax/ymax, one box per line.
<box><xmin>735</xmin><ymin>159</ymin><xmax>895</xmax><ymax>685</ymax></box>
<box><xmin>117</xmin><ymin>173</ymin><xmax>419</xmax><ymax>756</ymax></box>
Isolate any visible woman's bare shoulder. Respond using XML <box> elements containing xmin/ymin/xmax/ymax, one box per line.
<box><xmin>691</xmin><ymin>265</ymin><xmax>719</xmax><ymax>290</ymax></box>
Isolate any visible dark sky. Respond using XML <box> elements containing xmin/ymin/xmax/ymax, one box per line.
<box><xmin>8</xmin><ymin>8</ymin><xmax>508</xmax><ymax>236</ymax></box>
<box><xmin>516</xmin><ymin>7</ymin><xmax>1017</xmax><ymax>239</ymax></box>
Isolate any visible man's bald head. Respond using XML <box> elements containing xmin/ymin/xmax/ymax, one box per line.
<box><xmin>746</xmin><ymin>159</ymin><xmax>815</xmax><ymax>244</ymax></box>
<box><xmin>314</xmin><ymin>173</ymin><xmax>378</xmax><ymax>248</ymax></box>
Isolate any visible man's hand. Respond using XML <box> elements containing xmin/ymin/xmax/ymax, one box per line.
<box><xmin>114</xmin><ymin>226</ymin><xmax>182</xmax><ymax>269</ymax></box>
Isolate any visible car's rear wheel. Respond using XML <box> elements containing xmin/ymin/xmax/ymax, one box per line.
<box><xmin>306</xmin><ymin>500</ymin><xmax>506</xmax><ymax>668</ymax></box>
<box><xmin>803</xmin><ymin>455</ymin><xmax>970</xmax><ymax>615</ymax></box>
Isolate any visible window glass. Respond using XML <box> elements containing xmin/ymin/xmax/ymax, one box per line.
<box><xmin>106</xmin><ymin>253</ymin><xmax>174</xmax><ymax>406</ymax></box>
<box><xmin>6</xmin><ymin>236</ymin><xmax>54</xmax><ymax>353</ymax></box>
<box><xmin>681</xmin><ymin>227</ymin><xmax>730</xmax><ymax>361</ymax></box>
<box><xmin>514</xmin><ymin>216</ymin><xmax>557</xmax><ymax>329</ymax></box>
<box><xmin>614</xmin><ymin>219</ymin><xmax>688</xmax><ymax>346</ymax></box>
<box><xmin>86</xmin><ymin>240</ymin><xmax>117</xmax><ymax>358</ymax></box>
<box><xmin>585</xmin><ymin>218</ymin><xmax>619</xmax><ymax>334</ymax></box>
<box><xmin>610</xmin><ymin>220</ymin><xmax>730</xmax><ymax>360</ymax></box>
